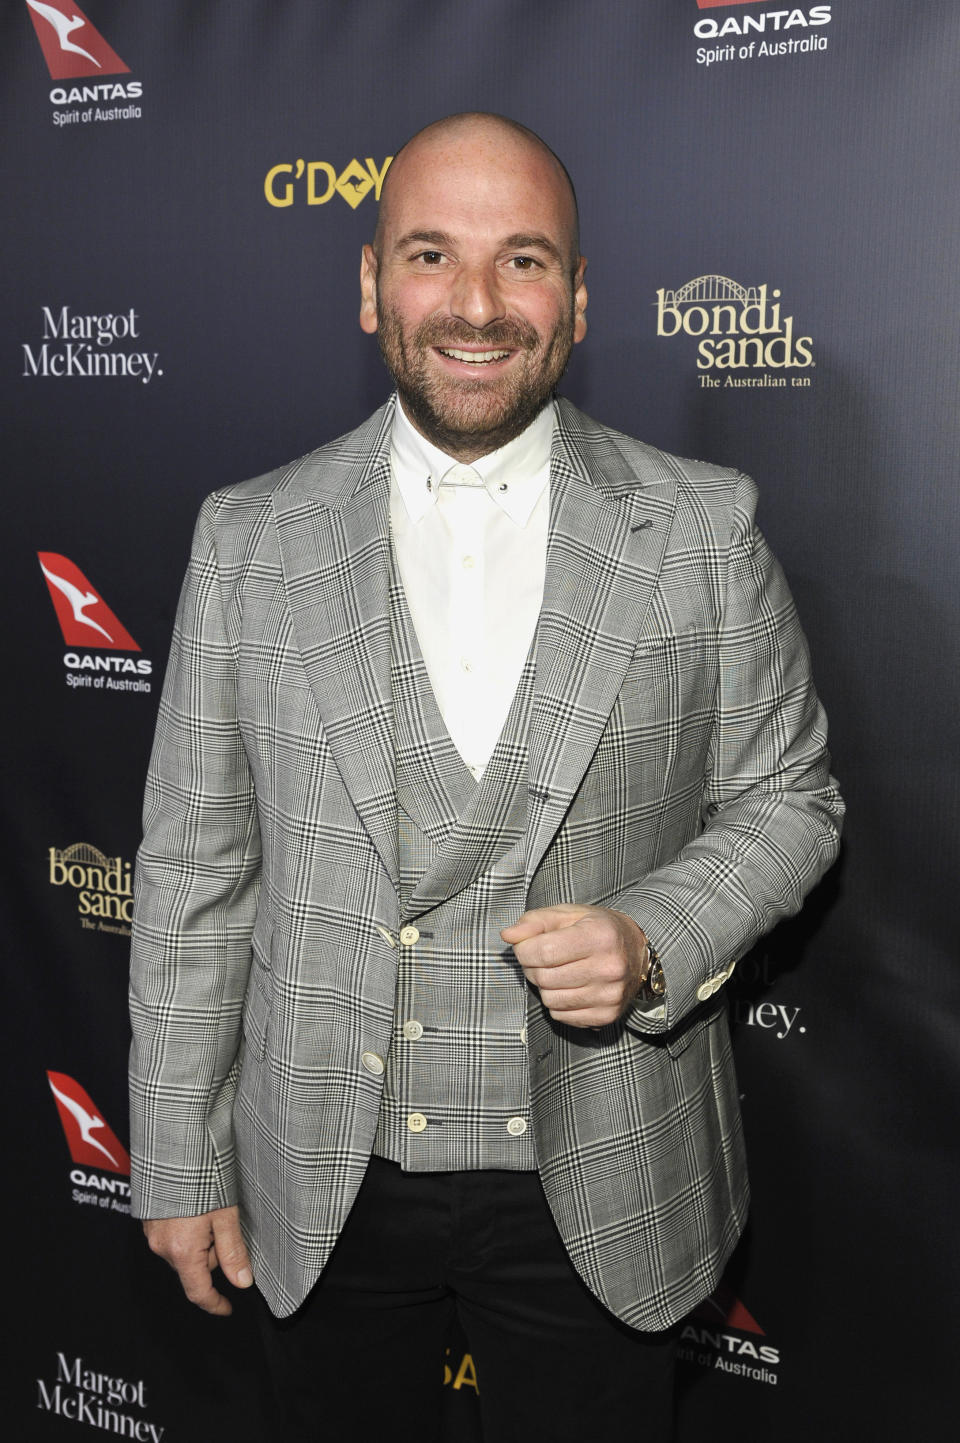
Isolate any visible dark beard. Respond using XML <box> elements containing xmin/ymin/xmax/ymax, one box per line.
<box><xmin>376</xmin><ymin>306</ymin><xmax>575</xmax><ymax>460</ymax></box>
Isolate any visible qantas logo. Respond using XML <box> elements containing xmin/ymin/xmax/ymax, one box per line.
<box><xmin>694</xmin><ymin>1281</ymin><xmax>765</xmax><ymax>1333</ymax></box>
<box><xmin>37</xmin><ymin>553</ymin><xmax>152</xmax><ymax>690</ymax></box>
<box><xmin>680</xmin><ymin>1279</ymin><xmax>781</xmax><ymax>1379</ymax></box>
<box><xmin>694</xmin><ymin>4</ymin><xmax>832</xmax><ymax>40</ymax></box>
<box><xmin>47</xmin><ymin>1071</ymin><xmax>130</xmax><ymax>1175</ymax></box>
<box><xmin>25</xmin><ymin>1</ymin><xmax>129</xmax><ymax>79</ymax></box>
<box><xmin>38</xmin><ymin>553</ymin><xmax>140</xmax><ymax>650</ymax></box>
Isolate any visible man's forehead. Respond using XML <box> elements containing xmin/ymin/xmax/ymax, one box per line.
<box><xmin>382</xmin><ymin>157</ymin><xmax>573</xmax><ymax>240</ymax></box>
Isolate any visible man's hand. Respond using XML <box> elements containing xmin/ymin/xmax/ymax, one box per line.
<box><xmin>143</xmin><ymin>1206</ymin><xmax>253</xmax><ymax>1316</ymax></box>
<box><xmin>502</xmin><ymin>904</ymin><xmax>650</xmax><ymax>1029</ymax></box>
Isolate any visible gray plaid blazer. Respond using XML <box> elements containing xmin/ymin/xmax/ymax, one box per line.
<box><xmin>129</xmin><ymin>396</ymin><xmax>843</xmax><ymax>1328</ymax></box>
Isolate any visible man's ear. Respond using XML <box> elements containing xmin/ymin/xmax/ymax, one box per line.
<box><xmin>359</xmin><ymin>245</ymin><xmax>379</xmax><ymax>334</ymax></box>
<box><xmin>573</xmin><ymin>257</ymin><xmax>588</xmax><ymax>343</ymax></box>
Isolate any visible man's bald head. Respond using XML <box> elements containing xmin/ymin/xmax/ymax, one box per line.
<box><xmin>373</xmin><ymin>112</ymin><xmax>580</xmax><ymax>271</ymax></box>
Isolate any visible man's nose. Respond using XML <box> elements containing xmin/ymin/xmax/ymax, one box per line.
<box><xmin>449</xmin><ymin>263</ymin><xmax>507</xmax><ymax>329</ymax></box>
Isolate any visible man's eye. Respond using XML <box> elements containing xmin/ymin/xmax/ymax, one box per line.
<box><xmin>507</xmin><ymin>255</ymin><xmax>541</xmax><ymax>272</ymax></box>
<box><xmin>417</xmin><ymin>251</ymin><xmax>444</xmax><ymax>265</ymax></box>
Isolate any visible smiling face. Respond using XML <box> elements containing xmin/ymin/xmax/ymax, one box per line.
<box><xmin>359</xmin><ymin>116</ymin><xmax>587</xmax><ymax>462</ymax></box>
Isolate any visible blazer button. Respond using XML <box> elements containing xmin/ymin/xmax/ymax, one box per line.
<box><xmin>402</xmin><ymin>1020</ymin><xmax>424</xmax><ymax>1041</ymax></box>
<box><xmin>407</xmin><ymin>1112</ymin><xmax>427</xmax><ymax>1133</ymax></box>
<box><xmin>399</xmin><ymin>925</ymin><xmax>420</xmax><ymax>946</ymax></box>
<box><xmin>696</xmin><ymin>981</ymin><xmax>716</xmax><ymax>1002</ymax></box>
<box><xmin>360</xmin><ymin>1051</ymin><xmax>385</xmax><ymax>1075</ymax></box>
<box><xmin>506</xmin><ymin>1116</ymin><xmax>527</xmax><ymax>1136</ymax></box>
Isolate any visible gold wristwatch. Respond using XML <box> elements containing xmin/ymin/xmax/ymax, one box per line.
<box><xmin>643</xmin><ymin>939</ymin><xmax>666</xmax><ymax>998</ymax></box>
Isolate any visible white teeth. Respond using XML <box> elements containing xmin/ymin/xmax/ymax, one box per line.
<box><xmin>439</xmin><ymin>348</ymin><xmax>510</xmax><ymax>363</ymax></box>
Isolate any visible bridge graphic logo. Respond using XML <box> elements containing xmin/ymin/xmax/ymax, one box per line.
<box><xmin>654</xmin><ymin>274</ymin><xmax>814</xmax><ymax>373</ymax></box>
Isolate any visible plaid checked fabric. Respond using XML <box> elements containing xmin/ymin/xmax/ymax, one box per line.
<box><xmin>372</xmin><ymin>545</ymin><xmax>536</xmax><ymax>1171</ymax></box>
<box><xmin>129</xmin><ymin>396</ymin><xmax>843</xmax><ymax>1326</ymax></box>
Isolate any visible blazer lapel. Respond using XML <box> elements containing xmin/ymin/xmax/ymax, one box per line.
<box><xmin>524</xmin><ymin>403</ymin><xmax>678</xmax><ymax>888</ymax></box>
<box><xmin>269</xmin><ymin>396</ymin><xmax>678</xmax><ymax>902</ymax></box>
<box><xmin>273</xmin><ymin>405</ymin><xmax>398</xmax><ymax>889</ymax></box>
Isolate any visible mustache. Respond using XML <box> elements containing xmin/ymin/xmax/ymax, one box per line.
<box><xmin>411</xmin><ymin>316</ymin><xmax>539</xmax><ymax>351</ymax></box>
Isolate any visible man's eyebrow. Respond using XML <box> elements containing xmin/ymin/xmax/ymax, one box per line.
<box><xmin>502</xmin><ymin>233</ymin><xmax>565</xmax><ymax>263</ymax></box>
<box><xmin>393</xmin><ymin>230</ymin><xmax>455</xmax><ymax>252</ymax></box>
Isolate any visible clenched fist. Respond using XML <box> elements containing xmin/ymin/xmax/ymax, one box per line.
<box><xmin>502</xmin><ymin>903</ymin><xmax>651</xmax><ymax>1029</ymax></box>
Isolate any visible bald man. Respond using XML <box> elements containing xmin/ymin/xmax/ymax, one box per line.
<box><xmin>130</xmin><ymin>113</ymin><xmax>842</xmax><ymax>1440</ymax></box>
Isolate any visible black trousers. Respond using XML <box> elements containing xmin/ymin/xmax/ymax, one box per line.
<box><xmin>258</xmin><ymin>1155</ymin><xmax>678</xmax><ymax>1442</ymax></box>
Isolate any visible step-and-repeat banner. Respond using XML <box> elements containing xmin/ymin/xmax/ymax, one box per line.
<box><xmin>5</xmin><ymin>2</ymin><xmax>957</xmax><ymax>1437</ymax></box>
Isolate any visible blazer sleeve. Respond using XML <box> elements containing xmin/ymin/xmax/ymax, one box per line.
<box><xmin>616</xmin><ymin>471</ymin><xmax>844</xmax><ymax>1035</ymax></box>
<box><xmin>128</xmin><ymin>495</ymin><xmax>262</xmax><ymax>1219</ymax></box>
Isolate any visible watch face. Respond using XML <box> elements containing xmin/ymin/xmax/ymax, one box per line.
<box><xmin>650</xmin><ymin>962</ymin><xmax>666</xmax><ymax>996</ymax></box>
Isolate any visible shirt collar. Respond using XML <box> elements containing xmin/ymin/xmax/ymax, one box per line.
<box><xmin>390</xmin><ymin>394</ymin><xmax>553</xmax><ymax>527</ymax></box>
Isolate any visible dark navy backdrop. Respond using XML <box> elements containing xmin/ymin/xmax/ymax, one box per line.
<box><xmin>5</xmin><ymin>2</ymin><xmax>957</xmax><ymax>1436</ymax></box>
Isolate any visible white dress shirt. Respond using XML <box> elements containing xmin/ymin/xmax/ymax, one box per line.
<box><xmin>389</xmin><ymin>396</ymin><xmax>552</xmax><ymax>779</ymax></box>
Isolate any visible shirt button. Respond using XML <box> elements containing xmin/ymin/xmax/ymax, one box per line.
<box><xmin>460</xmin><ymin>657</ymin><xmax>472</xmax><ymax>673</ymax></box>
<box><xmin>506</xmin><ymin>1116</ymin><xmax>527</xmax><ymax>1137</ymax></box>
<box><xmin>360</xmin><ymin>1051</ymin><xmax>385</xmax><ymax>1075</ymax></box>
<box><xmin>399</xmin><ymin>925</ymin><xmax>420</xmax><ymax>946</ymax></box>
<box><xmin>462</xmin><ymin>555</ymin><xmax>475</xmax><ymax>570</ymax></box>
<box><xmin>402</xmin><ymin>1020</ymin><xmax>424</xmax><ymax>1041</ymax></box>
<box><xmin>407</xmin><ymin>1112</ymin><xmax>428</xmax><ymax>1133</ymax></box>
